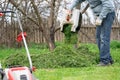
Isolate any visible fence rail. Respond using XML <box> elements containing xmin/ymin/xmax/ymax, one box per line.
<box><xmin>0</xmin><ymin>24</ymin><xmax>120</xmax><ymax>47</ymax></box>
<box><xmin>55</xmin><ymin>25</ymin><xmax>120</xmax><ymax>44</ymax></box>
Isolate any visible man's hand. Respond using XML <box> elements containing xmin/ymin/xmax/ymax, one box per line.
<box><xmin>95</xmin><ymin>17</ymin><xmax>102</xmax><ymax>26</ymax></box>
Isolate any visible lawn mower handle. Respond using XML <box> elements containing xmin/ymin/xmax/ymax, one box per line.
<box><xmin>15</xmin><ymin>11</ymin><xmax>33</xmax><ymax>71</ymax></box>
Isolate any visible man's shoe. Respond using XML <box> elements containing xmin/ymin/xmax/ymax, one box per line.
<box><xmin>110</xmin><ymin>60</ymin><xmax>114</xmax><ymax>64</ymax></box>
<box><xmin>97</xmin><ymin>62</ymin><xmax>111</xmax><ymax>66</ymax></box>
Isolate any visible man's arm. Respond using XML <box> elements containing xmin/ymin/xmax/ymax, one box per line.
<box><xmin>68</xmin><ymin>0</ymin><xmax>86</xmax><ymax>10</ymax></box>
<box><xmin>99</xmin><ymin>0</ymin><xmax>115</xmax><ymax>20</ymax></box>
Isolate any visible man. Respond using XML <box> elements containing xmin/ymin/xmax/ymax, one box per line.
<box><xmin>67</xmin><ymin>0</ymin><xmax>115</xmax><ymax>66</ymax></box>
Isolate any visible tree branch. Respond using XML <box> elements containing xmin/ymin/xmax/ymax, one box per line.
<box><xmin>9</xmin><ymin>0</ymin><xmax>40</xmax><ymax>27</ymax></box>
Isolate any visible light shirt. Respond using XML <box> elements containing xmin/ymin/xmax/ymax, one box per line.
<box><xmin>68</xmin><ymin>0</ymin><xmax>115</xmax><ymax>20</ymax></box>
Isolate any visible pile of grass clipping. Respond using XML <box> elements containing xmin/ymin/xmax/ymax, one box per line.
<box><xmin>62</xmin><ymin>24</ymin><xmax>78</xmax><ymax>44</ymax></box>
<box><xmin>3</xmin><ymin>45</ymin><xmax>97</xmax><ymax>68</ymax></box>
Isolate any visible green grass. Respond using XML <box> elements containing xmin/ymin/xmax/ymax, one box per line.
<box><xmin>34</xmin><ymin>66</ymin><xmax>120</xmax><ymax>80</ymax></box>
<box><xmin>0</xmin><ymin>46</ymin><xmax>49</xmax><ymax>60</ymax></box>
<box><xmin>0</xmin><ymin>41</ymin><xmax>120</xmax><ymax>80</ymax></box>
<box><xmin>33</xmin><ymin>42</ymin><xmax>120</xmax><ymax>80</ymax></box>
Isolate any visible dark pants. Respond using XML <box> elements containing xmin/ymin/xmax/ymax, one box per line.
<box><xmin>96</xmin><ymin>12</ymin><xmax>115</xmax><ymax>64</ymax></box>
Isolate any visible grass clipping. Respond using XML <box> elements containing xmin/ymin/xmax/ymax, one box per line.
<box><xmin>3</xmin><ymin>45</ymin><xmax>97</xmax><ymax>68</ymax></box>
<box><xmin>62</xmin><ymin>24</ymin><xmax>78</xmax><ymax>44</ymax></box>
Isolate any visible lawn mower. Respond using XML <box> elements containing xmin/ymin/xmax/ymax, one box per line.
<box><xmin>0</xmin><ymin>11</ymin><xmax>38</xmax><ymax>80</ymax></box>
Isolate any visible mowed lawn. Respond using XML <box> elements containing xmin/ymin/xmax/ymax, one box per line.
<box><xmin>0</xmin><ymin>42</ymin><xmax>120</xmax><ymax>80</ymax></box>
<box><xmin>35</xmin><ymin>66</ymin><xmax>120</xmax><ymax>80</ymax></box>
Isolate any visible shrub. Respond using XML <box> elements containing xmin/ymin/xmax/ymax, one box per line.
<box><xmin>3</xmin><ymin>53</ymin><xmax>28</xmax><ymax>67</ymax></box>
<box><xmin>110</xmin><ymin>40</ymin><xmax>120</xmax><ymax>49</ymax></box>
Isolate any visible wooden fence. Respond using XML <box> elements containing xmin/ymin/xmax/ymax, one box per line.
<box><xmin>0</xmin><ymin>23</ymin><xmax>120</xmax><ymax>47</ymax></box>
<box><xmin>55</xmin><ymin>25</ymin><xmax>120</xmax><ymax>44</ymax></box>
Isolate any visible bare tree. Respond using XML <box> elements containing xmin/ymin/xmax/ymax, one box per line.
<box><xmin>0</xmin><ymin>0</ymin><xmax>12</xmax><ymax>46</ymax></box>
<box><xmin>113</xmin><ymin>0</ymin><xmax>120</xmax><ymax>27</ymax></box>
<box><xmin>8</xmin><ymin>0</ymin><xmax>62</xmax><ymax>51</ymax></box>
<box><xmin>1</xmin><ymin>0</ymin><xmax>119</xmax><ymax>50</ymax></box>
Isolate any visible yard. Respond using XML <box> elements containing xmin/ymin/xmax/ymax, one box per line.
<box><xmin>35</xmin><ymin>66</ymin><xmax>120</xmax><ymax>80</ymax></box>
<box><xmin>0</xmin><ymin>41</ymin><xmax>120</xmax><ymax>80</ymax></box>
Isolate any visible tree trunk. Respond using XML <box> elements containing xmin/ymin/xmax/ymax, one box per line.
<box><xmin>44</xmin><ymin>0</ymin><xmax>56</xmax><ymax>51</ymax></box>
<box><xmin>9</xmin><ymin>0</ymin><xmax>60</xmax><ymax>51</ymax></box>
<box><xmin>43</xmin><ymin>27</ymin><xmax>55</xmax><ymax>51</ymax></box>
